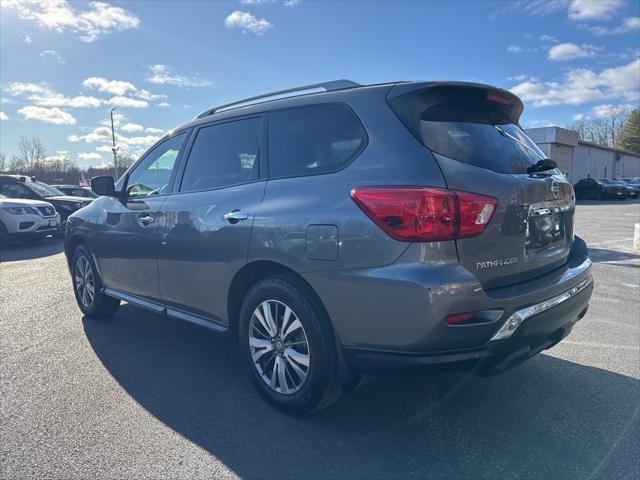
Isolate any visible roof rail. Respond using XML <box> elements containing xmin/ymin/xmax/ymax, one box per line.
<box><xmin>196</xmin><ymin>79</ymin><xmax>361</xmax><ymax>118</ymax></box>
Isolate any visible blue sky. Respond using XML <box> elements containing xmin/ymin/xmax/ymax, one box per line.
<box><xmin>1</xmin><ymin>0</ymin><xmax>639</xmax><ymax>169</ymax></box>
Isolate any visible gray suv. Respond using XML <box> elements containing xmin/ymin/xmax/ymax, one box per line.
<box><xmin>65</xmin><ymin>80</ymin><xmax>593</xmax><ymax>414</ymax></box>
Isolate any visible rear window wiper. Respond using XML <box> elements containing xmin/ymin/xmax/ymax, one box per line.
<box><xmin>526</xmin><ymin>158</ymin><xmax>558</xmax><ymax>174</ymax></box>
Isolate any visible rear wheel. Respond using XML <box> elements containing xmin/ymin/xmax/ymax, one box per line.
<box><xmin>72</xmin><ymin>245</ymin><xmax>120</xmax><ymax>318</ymax></box>
<box><xmin>238</xmin><ymin>276</ymin><xmax>350</xmax><ymax>415</ymax></box>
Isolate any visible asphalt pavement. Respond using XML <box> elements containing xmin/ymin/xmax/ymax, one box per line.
<box><xmin>1</xmin><ymin>201</ymin><xmax>639</xmax><ymax>480</ymax></box>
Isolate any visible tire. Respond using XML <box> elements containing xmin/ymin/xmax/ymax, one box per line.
<box><xmin>71</xmin><ymin>245</ymin><xmax>120</xmax><ymax>318</ymax></box>
<box><xmin>0</xmin><ymin>222</ymin><xmax>8</xmax><ymax>249</ymax></box>
<box><xmin>238</xmin><ymin>275</ymin><xmax>350</xmax><ymax>415</ymax></box>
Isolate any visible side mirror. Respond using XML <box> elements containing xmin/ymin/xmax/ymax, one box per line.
<box><xmin>91</xmin><ymin>176</ymin><xmax>116</xmax><ymax>197</ymax></box>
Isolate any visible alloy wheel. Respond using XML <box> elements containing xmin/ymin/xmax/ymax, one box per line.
<box><xmin>74</xmin><ymin>255</ymin><xmax>95</xmax><ymax>308</ymax></box>
<box><xmin>249</xmin><ymin>299</ymin><xmax>310</xmax><ymax>395</ymax></box>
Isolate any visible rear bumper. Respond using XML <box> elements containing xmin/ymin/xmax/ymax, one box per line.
<box><xmin>344</xmin><ymin>275</ymin><xmax>592</xmax><ymax>375</ymax></box>
<box><xmin>305</xmin><ymin>236</ymin><xmax>592</xmax><ymax>373</ymax></box>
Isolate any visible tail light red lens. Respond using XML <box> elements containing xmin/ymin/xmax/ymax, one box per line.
<box><xmin>350</xmin><ymin>187</ymin><xmax>496</xmax><ymax>242</ymax></box>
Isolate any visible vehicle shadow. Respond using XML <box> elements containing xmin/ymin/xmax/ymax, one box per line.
<box><xmin>589</xmin><ymin>247</ymin><xmax>640</xmax><ymax>268</ymax></box>
<box><xmin>0</xmin><ymin>237</ymin><xmax>64</xmax><ymax>262</ymax></box>
<box><xmin>83</xmin><ymin>305</ymin><xmax>640</xmax><ymax>480</ymax></box>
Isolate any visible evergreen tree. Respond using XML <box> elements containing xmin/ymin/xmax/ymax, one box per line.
<box><xmin>616</xmin><ymin>107</ymin><xmax>640</xmax><ymax>155</ymax></box>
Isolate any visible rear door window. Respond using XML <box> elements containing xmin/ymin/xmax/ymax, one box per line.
<box><xmin>180</xmin><ymin>117</ymin><xmax>261</xmax><ymax>192</ymax></box>
<box><xmin>268</xmin><ymin>103</ymin><xmax>367</xmax><ymax>178</ymax></box>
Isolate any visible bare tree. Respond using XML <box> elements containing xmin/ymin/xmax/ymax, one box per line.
<box><xmin>570</xmin><ymin>106</ymin><xmax>632</xmax><ymax>147</ymax></box>
<box><xmin>14</xmin><ymin>136</ymin><xmax>47</xmax><ymax>176</ymax></box>
<box><xmin>0</xmin><ymin>152</ymin><xmax>5</xmax><ymax>172</ymax></box>
<box><xmin>115</xmin><ymin>154</ymin><xmax>136</xmax><ymax>175</ymax></box>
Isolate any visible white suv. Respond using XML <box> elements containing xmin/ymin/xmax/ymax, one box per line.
<box><xmin>0</xmin><ymin>194</ymin><xmax>60</xmax><ymax>248</ymax></box>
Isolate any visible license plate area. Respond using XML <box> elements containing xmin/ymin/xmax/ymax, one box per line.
<box><xmin>525</xmin><ymin>201</ymin><xmax>573</xmax><ymax>255</ymax></box>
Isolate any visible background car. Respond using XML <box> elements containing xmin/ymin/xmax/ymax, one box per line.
<box><xmin>52</xmin><ymin>185</ymin><xmax>98</xmax><ymax>199</ymax></box>
<box><xmin>0</xmin><ymin>175</ymin><xmax>93</xmax><ymax>233</ymax></box>
<box><xmin>612</xmin><ymin>178</ymin><xmax>640</xmax><ymax>198</ymax></box>
<box><xmin>573</xmin><ymin>177</ymin><xmax>628</xmax><ymax>199</ymax></box>
<box><xmin>0</xmin><ymin>193</ymin><xmax>59</xmax><ymax>248</ymax></box>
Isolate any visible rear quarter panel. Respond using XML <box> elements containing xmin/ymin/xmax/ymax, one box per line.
<box><xmin>249</xmin><ymin>86</ymin><xmax>448</xmax><ymax>272</ymax></box>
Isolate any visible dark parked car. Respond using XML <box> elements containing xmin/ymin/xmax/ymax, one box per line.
<box><xmin>573</xmin><ymin>177</ymin><xmax>628</xmax><ymax>199</ymax></box>
<box><xmin>52</xmin><ymin>185</ymin><xmax>98</xmax><ymax>199</ymax></box>
<box><xmin>65</xmin><ymin>80</ymin><xmax>593</xmax><ymax>414</ymax></box>
<box><xmin>0</xmin><ymin>175</ymin><xmax>93</xmax><ymax>231</ymax></box>
<box><xmin>612</xmin><ymin>178</ymin><xmax>640</xmax><ymax>198</ymax></box>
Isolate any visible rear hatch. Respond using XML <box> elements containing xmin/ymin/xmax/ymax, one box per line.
<box><xmin>387</xmin><ymin>82</ymin><xmax>575</xmax><ymax>289</ymax></box>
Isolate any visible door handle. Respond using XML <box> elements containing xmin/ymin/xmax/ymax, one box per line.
<box><xmin>222</xmin><ymin>209</ymin><xmax>249</xmax><ymax>224</ymax></box>
<box><xmin>137</xmin><ymin>215</ymin><xmax>155</xmax><ymax>227</ymax></box>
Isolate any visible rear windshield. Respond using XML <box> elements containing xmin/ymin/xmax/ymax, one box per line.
<box><xmin>420</xmin><ymin>121</ymin><xmax>546</xmax><ymax>174</ymax></box>
<box><xmin>29</xmin><ymin>181</ymin><xmax>64</xmax><ymax>197</ymax></box>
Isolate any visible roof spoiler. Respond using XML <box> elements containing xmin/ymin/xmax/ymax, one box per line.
<box><xmin>386</xmin><ymin>81</ymin><xmax>524</xmax><ymax>140</ymax></box>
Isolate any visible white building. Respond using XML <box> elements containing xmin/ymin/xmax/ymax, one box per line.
<box><xmin>525</xmin><ymin>126</ymin><xmax>640</xmax><ymax>182</ymax></box>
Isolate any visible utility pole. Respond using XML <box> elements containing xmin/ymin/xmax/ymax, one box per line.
<box><xmin>110</xmin><ymin>107</ymin><xmax>119</xmax><ymax>179</ymax></box>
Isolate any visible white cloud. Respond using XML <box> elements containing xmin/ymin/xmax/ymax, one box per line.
<box><xmin>7</xmin><ymin>81</ymin><xmax>102</xmax><ymax>108</ymax></box>
<box><xmin>590</xmin><ymin>16</ymin><xmax>640</xmax><ymax>35</ymax></box>
<box><xmin>0</xmin><ymin>112</ymin><xmax>7</xmax><ymax>121</ymax></box>
<box><xmin>539</xmin><ymin>34</ymin><xmax>558</xmax><ymax>42</ymax></box>
<box><xmin>32</xmin><ymin>94</ymin><xmax>103</xmax><ymax>108</ymax></box>
<box><xmin>124</xmin><ymin>135</ymin><xmax>161</xmax><ymax>146</ymax></box>
<box><xmin>40</xmin><ymin>49</ymin><xmax>64</xmax><ymax>63</ymax></box>
<box><xmin>591</xmin><ymin>103</ymin><xmax>634</xmax><ymax>118</ymax></box>
<box><xmin>568</xmin><ymin>0</ymin><xmax>623</xmax><ymax>21</ymax></box>
<box><xmin>240</xmin><ymin>0</ymin><xmax>274</xmax><ymax>3</ymax></box>
<box><xmin>135</xmin><ymin>89</ymin><xmax>166</xmax><ymax>101</ymax></box>
<box><xmin>284</xmin><ymin>0</ymin><xmax>300</xmax><ymax>6</ymax></box>
<box><xmin>157</xmin><ymin>102</ymin><xmax>170</xmax><ymax>108</ymax></box>
<box><xmin>507</xmin><ymin>45</ymin><xmax>524</xmax><ymax>53</ymax></box>
<box><xmin>121</xmin><ymin>122</ymin><xmax>143</xmax><ymax>132</ymax></box>
<box><xmin>18</xmin><ymin>105</ymin><xmax>76</xmax><ymax>125</ymax></box>
<box><xmin>493</xmin><ymin>0</ymin><xmax>623</xmax><ymax>23</ymax></box>
<box><xmin>547</xmin><ymin>43</ymin><xmax>600</xmax><ymax>61</ymax></box>
<box><xmin>95</xmin><ymin>145</ymin><xmax>114</xmax><ymax>153</ymax></box>
<box><xmin>23</xmin><ymin>34</ymin><xmax>32</xmax><ymax>43</ymax></box>
<box><xmin>5</xmin><ymin>81</ymin><xmax>50</xmax><ymax>96</ymax></box>
<box><xmin>43</xmin><ymin>151</ymin><xmax>71</xmax><ymax>164</ymax></box>
<box><xmin>508</xmin><ymin>75</ymin><xmax>539</xmax><ymax>82</ymax></box>
<box><xmin>146</xmin><ymin>64</ymin><xmax>213</xmax><ymax>87</ymax></box>
<box><xmin>68</xmin><ymin>126</ymin><xmax>160</xmax><ymax>148</ymax></box>
<box><xmin>82</xmin><ymin>76</ymin><xmax>137</xmax><ymax>96</ymax></box>
<box><xmin>2</xmin><ymin>0</ymin><xmax>140</xmax><ymax>42</ymax></box>
<box><xmin>224</xmin><ymin>11</ymin><xmax>273</xmax><ymax>35</ymax></box>
<box><xmin>68</xmin><ymin>126</ymin><xmax>113</xmax><ymax>143</ymax></box>
<box><xmin>78</xmin><ymin>152</ymin><xmax>103</xmax><ymax>161</ymax></box>
<box><xmin>510</xmin><ymin>59</ymin><xmax>640</xmax><ymax>107</ymax></box>
<box><xmin>145</xmin><ymin>127</ymin><xmax>165</xmax><ymax>134</ymax></box>
<box><xmin>108</xmin><ymin>96</ymin><xmax>148</xmax><ymax>108</ymax></box>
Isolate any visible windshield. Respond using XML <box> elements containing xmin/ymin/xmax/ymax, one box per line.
<box><xmin>598</xmin><ymin>179</ymin><xmax>624</xmax><ymax>185</ymax></box>
<box><xmin>28</xmin><ymin>181</ymin><xmax>65</xmax><ymax>197</ymax></box>
<box><xmin>420</xmin><ymin>121</ymin><xmax>546</xmax><ymax>174</ymax></box>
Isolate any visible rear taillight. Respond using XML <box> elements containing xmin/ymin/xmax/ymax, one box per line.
<box><xmin>350</xmin><ymin>187</ymin><xmax>496</xmax><ymax>242</ymax></box>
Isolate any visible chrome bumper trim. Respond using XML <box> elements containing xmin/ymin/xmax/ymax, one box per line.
<box><xmin>490</xmin><ymin>275</ymin><xmax>593</xmax><ymax>341</ymax></box>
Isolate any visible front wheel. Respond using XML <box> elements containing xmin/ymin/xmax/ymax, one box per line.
<box><xmin>238</xmin><ymin>276</ymin><xmax>350</xmax><ymax>415</ymax></box>
<box><xmin>71</xmin><ymin>245</ymin><xmax>120</xmax><ymax>318</ymax></box>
